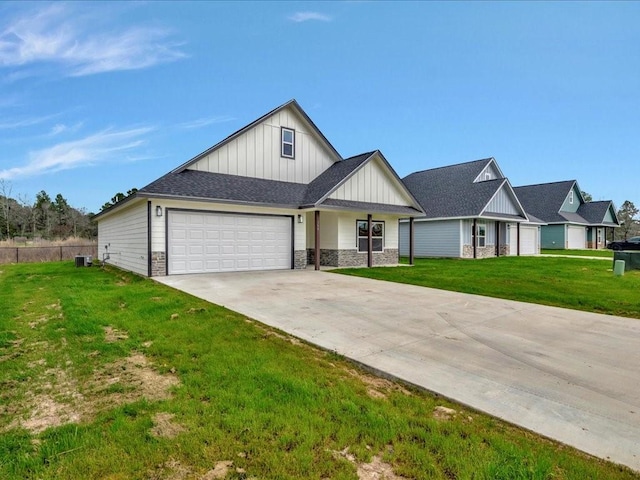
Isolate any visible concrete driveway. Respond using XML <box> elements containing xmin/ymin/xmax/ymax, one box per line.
<box><xmin>156</xmin><ymin>269</ymin><xmax>640</xmax><ymax>471</ymax></box>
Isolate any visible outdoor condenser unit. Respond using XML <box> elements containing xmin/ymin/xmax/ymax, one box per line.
<box><xmin>75</xmin><ymin>255</ymin><xmax>93</xmax><ymax>267</ymax></box>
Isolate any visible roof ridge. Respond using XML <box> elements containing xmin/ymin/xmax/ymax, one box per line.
<box><xmin>406</xmin><ymin>157</ymin><xmax>494</xmax><ymax>177</ymax></box>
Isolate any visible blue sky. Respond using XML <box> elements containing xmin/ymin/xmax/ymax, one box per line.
<box><xmin>1</xmin><ymin>1</ymin><xmax>638</xmax><ymax>214</ymax></box>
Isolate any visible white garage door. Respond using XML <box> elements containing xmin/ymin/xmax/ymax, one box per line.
<box><xmin>567</xmin><ymin>225</ymin><xmax>586</xmax><ymax>249</ymax></box>
<box><xmin>520</xmin><ymin>226</ymin><xmax>538</xmax><ymax>255</ymax></box>
<box><xmin>168</xmin><ymin>211</ymin><xmax>292</xmax><ymax>274</ymax></box>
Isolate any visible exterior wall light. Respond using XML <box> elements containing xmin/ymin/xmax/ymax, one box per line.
<box><xmin>156</xmin><ymin>205</ymin><xmax>163</xmax><ymax>217</ymax></box>
<box><xmin>298</xmin><ymin>214</ymin><xmax>304</xmax><ymax>224</ymax></box>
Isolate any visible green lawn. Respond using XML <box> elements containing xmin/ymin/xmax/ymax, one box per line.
<box><xmin>0</xmin><ymin>262</ymin><xmax>638</xmax><ymax>479</ymax></box>
<box><xmin>541</xmin><ymin>249</ymin><xmax>613</xmax><ymax>258</ymax></box>
<box><xmin>338</xmin><ymin>256</ymin><xmax>640</xmax><ymax>319</ymax></box>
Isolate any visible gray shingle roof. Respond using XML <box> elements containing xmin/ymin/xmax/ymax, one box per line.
<box><xmin>578</xmin><ymin>201</ymin><xmax>619</xmax><ymax>226</ymax></box>
<box><xmin>138</xmin><ymin>152</ymin><xmax>423</xmax><ymax>215</ymax></box>
<box><xmin>403</xmin><ymin>158</ymin><xmax>524</xmax><ymax>220</ymax></box>
<box><xmin>513</xmin><ymin>180</ymin><xmax>592</xmax><ymax>225</ymax></box>
<box><xmin>139</xmin><ymin>170</ymin><xmax>308</xmax><ymax>207</ymax></box>
<box><xmin>302</xmin><ymin>152</ymin><xmax>373</xmax><ymax>205</ymax></box>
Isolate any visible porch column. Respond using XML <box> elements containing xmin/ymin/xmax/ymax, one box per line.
<box><xmin>314</xmin><ymin>210</ymin><xmax>320</xmax><ymax>271</ymax></box>
<box><xmin>472</xmin><ymin>219</ymin><xmax>477</xmax><ymax>259</ymax></box>
<box><xmin>367</xmin><ymin>213</ymin><xmax>373</xmax><ymax>268</ymax></box>
<box><xmin>495</xmin><ymin>222</ymin><xmax>500</xmax><ymax>257</ymax></box>
<box><xmin>409</xmin><ymin>217</ymin><xmax>415</xmax><ymax>266</ymax></box>
<box><xmin>517</xmin><ymin>223</ymin><xmax>521</xmax><ymax>256</ymax></box>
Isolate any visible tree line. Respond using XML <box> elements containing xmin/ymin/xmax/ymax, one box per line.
<box><xmin>0</xmin><ymin>181</ymin><xmax>96</xmax><ymax>241</ymax></box>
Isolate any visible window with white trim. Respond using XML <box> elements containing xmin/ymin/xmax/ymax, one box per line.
<box><xmin>281</xmin><ymin>127</ymin><xmax>295</xmax><ymax>158</ymax></box>
<box><xmin>476</xmin><ymin>222</ymin><xmax>486</xmax><ymax>247</ymax></box>
<box><xmin>569</xmin><ymin>190</ymin><xmax>574</xmax><ymax>204</ymax></box>
<box><xmin>357</xmin><ymin>220</ymin><xmax>384</xmax><ymax>252</ymax></box>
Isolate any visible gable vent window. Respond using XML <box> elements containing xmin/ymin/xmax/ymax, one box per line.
<box><xmin>485</xmin><ymin>171</ymin><xmax>491</xmax><ymax>180</ymax></box>
<box><xmin>569</xmin><ymin>191</ymin><xmax>574</xmax><ymax>204</ymax></box>
<box><xmin>281</xmin><ymin>127</ymin><xmax>295</xmax><ymax>159</ymax></box>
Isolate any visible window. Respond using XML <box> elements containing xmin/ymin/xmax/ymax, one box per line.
<box><xmin>569</xmin><ymin>190</ymin><xmax>574</xmax><ymax>204</ymax></box>
<box><xmin>484</xmin><ymin>171</ymin><xmax>491</xmax><ymax>180</ymax></box>
<box><xmin>281</xmin><ymin>127</ymin><xmax>295</xmax><ymax>158</ymax></box>
<box><xmin>476</xmin><ymin>222</ymin><xmax>486</xmax><ymax>247</ymax></box>
<box><xmin>357</xmin><ymin>220</ymin><xmax>384</xmax><ymax>252</ymax></box>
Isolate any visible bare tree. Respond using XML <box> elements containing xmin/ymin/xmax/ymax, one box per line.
<box><xmin>617</xmin><ymin>200</ymin><xmax>639</xmax><ymax>240</ymax></box>
<box><xmin>0</xmin><ymin>179</ymin><xmax>13</xmax><ymax>240</ymax></box>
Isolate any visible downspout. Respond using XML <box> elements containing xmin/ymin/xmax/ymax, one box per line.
<box><xmin>147</xmin><ymin>201</ymin><xmax>152</xmax><ymax>277</ymax></box>
<box><xmin>367</xmin><ymin>213</ymin><xmax>373</xmax><ymax>267</ymax></box>
<box><xmin>409</xmin><ymin>217</ymin><xmax>415</xmax><ymax>266</ymax></box>
<box><xmin>517</xmin><ymin>223</ymin><xmax>521</xmax><ymax>256</ymax></box>
<box><xmin>495</xmin><ymin>222</ymin><xmax>500</xmax><ymax>257</ymax></box>
<box><xmin>314</xmin><ymin>210</ymin><xmax>320</xmax><ymax>271</ymax></box>
<box><xmin>472</xmin><ymin>219</ymin><xmax>477</xmax><ymax>259</ymax></box>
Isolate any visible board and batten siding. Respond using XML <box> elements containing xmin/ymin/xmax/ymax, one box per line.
<box><xmin>485</xmin><ymin>188</ymin><xmax>520</xmax><ymax>215</ymax></box>
<box><xmin>475</xmin><ymin>163</ymin><xmax>501</xmax><ymax>182</ymax></box>
<box><xmin>399</xmin><ymin>220</ymin><xmax>461</xmax><ymax>257</ymax></box>
<box><xmin>188</xmin><ymin>107</ymin><xmax>336</xmax><ymax>184</ymax></box>
<box><xmin>329</xmin><ymin>157</ymin><xmax>413</xmax><ymax>206</ymax></box>
<box><xmin>98</xmin><ymin>201</ymin><xmax>148</xmax><ymax>276</ymax></box>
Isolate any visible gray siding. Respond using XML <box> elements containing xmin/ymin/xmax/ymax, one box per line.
<box><xmin>485</xmin><ymin>188</ymin><xmax>520</xmax><ymax>215</ymax></box>
<box><xmin>399</xmin><ymin>220</ymin><xmax>461</xmax><ymax>257</ymax></box>
<box><xmin>541</xmin><ymin>224</ymin><xmax>565</xmax><ymax>249</ymax></box>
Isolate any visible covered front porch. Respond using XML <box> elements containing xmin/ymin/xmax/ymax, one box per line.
<box><xmin>302</xmin><ymin>208</ymin><xmax>419</xmax><ymax>269</ymax></box>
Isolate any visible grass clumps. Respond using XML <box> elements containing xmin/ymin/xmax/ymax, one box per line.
<box><xmin>0</xmin><ymin>262</ymin><xmax>638</xmax><ymax>479</ymax></box>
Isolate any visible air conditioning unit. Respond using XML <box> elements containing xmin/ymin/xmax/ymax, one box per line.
<box><xmin>75</xmin><ymin>255</ymin><xmax>93</xmax><ymax>267</ymax></box>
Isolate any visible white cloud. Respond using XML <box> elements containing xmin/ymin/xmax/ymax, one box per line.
<box><xmin>0</xmin><ymin>112</ymin><xmax>62</xmax><ymax>130</ymax></box>
<box><xmin>0</xmin><ymin>4</ymin><xmax>186</xmax><ymax>76</ymax></box>
<box><xmin>0</xmin><ymin>126</ymin><xmax>154</xmax><ymax>180</ymax></box>
<box><xmin>288</xmin><ymin>12</ymin><xmax>332</xmax><ymax>23</ymax></box>
<box><xmin>177</xmin><ymin>116</ymin><xmax>235</xmax><ymax>130</ymax></box>
<box><xmin>48</xmin><ymin>121</ymin><xmax>84</xmax><ymax>137</ymax></box>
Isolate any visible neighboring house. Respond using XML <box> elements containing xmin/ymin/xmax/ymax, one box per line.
<box><xmin>513</xmin><ymin>181</ymin><xmax>619</xmax><ymax>249</ymax></box>
<box><xmin>399</xmin><ymin>158</ymin><xmax>539</xmax><ymax>259</ymax></box>
<box><xmin>95</xmin><ymin>100</ymin><xmax>424</xmax><ymax>277</ymax></box>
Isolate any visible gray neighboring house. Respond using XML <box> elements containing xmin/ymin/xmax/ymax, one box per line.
<box><xmin>399</xmin><ymin>158</ymin><xmax>541</xmax><ymax>258</ymax></box>
<box><xmin>513</xmin><ymin>180</ymin><xmax>619</xmax><ymax>249</ymax></box>
<box><xmin>95</xmin><ymin>100</ymin><xmax>424</xmax><ymax>277</ymax></box>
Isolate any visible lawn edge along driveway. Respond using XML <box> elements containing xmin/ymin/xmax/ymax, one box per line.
<box><xmin>157</xmin><ymin>270</ymin><xmax>640</xmax><ymax>472</ymax></box>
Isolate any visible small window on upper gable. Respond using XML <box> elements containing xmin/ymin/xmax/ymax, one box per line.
<box><xmin>485</xmin><ymin>171</ymin><xmax>491</xmax><ymax>181</ymax></box>
<box><xmin>569</xmin><ymin>191</ymin><xmax>574</xmax><ymax>204</ymax></box>
<box><xmin>281</xmin><ymin>127</ymin><xmax>295</xmax><ymax>159</ymax></box>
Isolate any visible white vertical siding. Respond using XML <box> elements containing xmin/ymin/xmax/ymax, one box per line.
<box><xmin>188</xmin><ymin>107</ymin><xmax>336</xmax><ymax>184</ymax></box>
<box><xmin>329</xmin><ymin>157</ymin><xmax>413</xmax><ymax>206</ymax></box>
<box><xmin>98</xmin><ymin>201</ymin><xmax>148</xmax><ymax>276</ymax></box>
<box><xmin>399</xmin><ymin>220</ymin><xmax>461</xmax><ymax>257</ymax></box>
<box><xmin>485</xmin><ymin>187</ymin><xmax>520</xmax><ymax>215</ymax></box>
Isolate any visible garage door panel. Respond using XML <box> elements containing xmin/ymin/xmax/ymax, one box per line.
<box><xmin>168</xmin><ymin>211</ymin><xmax>292</xmax><ymax>274</ymax></box>
<box><xmin>567</xmin><ymin>226</ymin><xmax>586</xmax><ymax>249</ymax></box>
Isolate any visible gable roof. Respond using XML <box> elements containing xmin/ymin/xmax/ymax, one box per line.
<box><xmin>403</xmin><ymin>158</ymin><xmax>527</xmax><ymax>220</ymax></box>
<box><xmin>95</xmin><ymin>101</ymin><xmax>425</xmax><ymax>219</ymax></box>
<box><xmin>133</xmin><ymin>150</ymin><xmax>423</xmax><ymax>216</ymax></box>
<box><xmin>513</xmin><ymin>180</ymin><xmax>587</xmax><ymax>224</ymax></box>
<box><xmin>577</xmin><ymin>201</ymin><xmax>620</xmax><ymax>226</ymax></box>
<box><xmin>171</xmin><ymin>99</ymin><xmax>342</xmax><ymax>174</ymax></box>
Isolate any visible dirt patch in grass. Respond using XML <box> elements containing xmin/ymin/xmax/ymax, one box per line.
<box><xmin>103</xmin><ymin>325</ymin><xmax>129</xmax><ymax>343</ymax></box>
<box><xmin>334</xmin><ymin>447</ymin><xmax>409</xmax><ymax>480</ymax></box>
<box><xmin>150</xmin><ymin>412</ymin><xmax>185</xmax><ymax>439</ymax></box>
<box><xmin>5</xmin><ymin>352</ymin><xmax>180</xmax><ymax>434</ymax></box>
<box><xmin>148</xmin><ymin>459</ymin><xmax>240</xmax><ymax>480</ymax></box>
<box><xmin>345</xmin><ymin>368</ymin><xmax>412</xmax><ymax>399</ymax></box>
